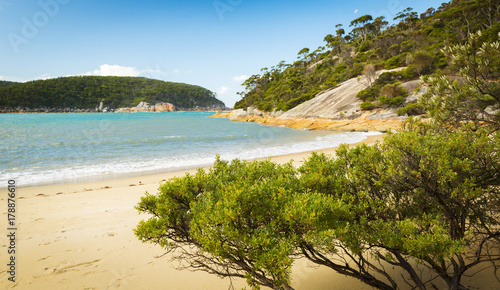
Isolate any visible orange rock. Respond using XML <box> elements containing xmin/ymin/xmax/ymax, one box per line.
<box><xmin>211</xmin><ymin>111</ymin><xmax>402</xmax><ymax>132</ymax></box>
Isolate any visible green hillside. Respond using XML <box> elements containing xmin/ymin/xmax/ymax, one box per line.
<box><xmin>235</xmin><ymin>0</ymin><xmax>500</xmax><ymax>112</ymax></box>
<box><xmin>0</xmin><ymin>76</ymin><xmax>225</xmax><ymax>111</ymax></box>
<box><xmin>0</xmin><ymin>80</ymin><xmax>18</xmax><ymax>89</ymax></box>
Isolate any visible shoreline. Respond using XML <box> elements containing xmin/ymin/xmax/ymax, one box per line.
<box><xmin>31</xmin><ymin>134</ymin><xmax>385</xmax><ymax>191</ymax></box>
<box><xmin>0</xmin><ymin>135</ymin><xmax>384</xmax><ymax>290</ymax></box>
<box><xmin>0</xmin><ymin>109</ymin><xmax>226</xmax><ymax>114</ymax></box>
<box><xmin>2</xmin><ymin>133</ymin><xmax>497</xmax><ymax>289</ymax></box>
<box><xmin>210</xmin><ymin>110</ymin><xmax>403</xmax><ymax>132</ymax></box>
<box><xmin>9</xmin><ymin>134</ymin><xmax>384</xmax><ymax>193</ymax></box>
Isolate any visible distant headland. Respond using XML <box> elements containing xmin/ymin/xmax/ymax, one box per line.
<box><xmin>0</xmin><ymin>76</ymin><xmax>227</xmax><ymax>113</ymax></box>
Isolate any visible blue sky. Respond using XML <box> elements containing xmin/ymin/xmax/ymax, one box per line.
<box><xmin>1</xmin><ymin>0</ymin><xmax>446</xmax><ymax>107</ymax></box>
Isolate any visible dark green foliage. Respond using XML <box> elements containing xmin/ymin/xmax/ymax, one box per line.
<box><xmin>378</xmin><ymin>82</ymin><xmax>408</xmax><ymax>107</ymax></box>
<box><xmin>375</xmin><ymin>67</ymin><xmax>417</xmax><ymax>87</ymax></box>
<box><xmin>257</xmin><ymin>101</ymin><xmax>272</xmax><ymax>111</ymax></box>
<box><xmin>0</xmin><ymin>76</ymin><xmax>224</xmax><ymax>110</ymax></box>
<box><xmin>360</xmin><ymin>101</ymin><xmax>375</xmax><ymax>110</ymax></box>
<box><xmin>357</xmin><ymin>68</ymin><xmax>415</xmax><ymax>108</ymax></box>
<box><xmin>358</xmin><ymin>41</ymin><xmax>370</xmax><ymax>52</ymax></box>
<box><xmin>407</xmin><ymin>50</ymin><xmax>434</xmax><ymax>75</ymax></box>
<box><xmin>420</xmin><ymin>31</ymin><xmax>500</xmax><ymax>129</ymax></box>
<box><xmin>384</xmin><ymin>53</ymin><xmax>408</xmax><ymax>69</ymax></box>
<box><xmin>135</xmin><ymin>157</ymin><xmax>308</xmax><ymax>289</ymax></box>
<box><xmin>356</xmin><ymin>88</ymin><xmax>379</xmax><ymax>101</ymax></box>
<box><xmin>348</xmin><ymin>62</ymin><xmax>365</xmax><ymax>78</ymax></box>
<box><xmin>0</xmin><ymin>80</ymin><xmax>18</xmax><ymax>89</ymax></box>
<box><xmin>397</xmin><ymin>102</ymin><xmax>425</xmax><ymax>116</ymax></box>
<box><xmin>136</xmin><ymin>122</ymin><xmax>500</xmax><ymax>289</ymax></box>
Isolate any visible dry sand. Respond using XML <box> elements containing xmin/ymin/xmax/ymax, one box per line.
<box><xmin>1</xmin><ymin>134</ymin><xmax>497</xmax><ymax>289</ymax></box>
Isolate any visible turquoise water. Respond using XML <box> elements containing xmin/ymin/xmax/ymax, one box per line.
<box><xmin>0</xmin><ymin>112</ymin><xmax>379</xmax><ymax>187</ymax></box>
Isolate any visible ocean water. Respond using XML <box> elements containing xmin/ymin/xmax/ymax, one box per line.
<box><xmin>0</xmin><ymin>112</ymin><xmax>380</xmax><ymax>188</ymax></box>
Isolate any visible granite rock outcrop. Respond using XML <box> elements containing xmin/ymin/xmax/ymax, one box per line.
<box><xmin>212</xmin><ymin>69</ymin><xmax>426</xmax><ymax>132</ymax></box>
<box><xmin>115</xmin><ymin>102</ymin><xmax>176</xmax><ymax>113</ymax></box>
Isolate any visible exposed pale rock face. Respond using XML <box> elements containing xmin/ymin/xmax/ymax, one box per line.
<box><xmin>211</xmin><ymin>110</ymin><xmax>403</xmax><ymax>132</ymax></box>
<box><xmin>282</xmin><ymin>68</ymin><xmax>407</xmax><ymax>120</ymax></box>
<box><xmin>212</xmin><ymin>68</ymin><xmax>429</xmax><ymax>132</ymax></box>
<box><xmin>152</xmin><ymin>102</ymin><xmax>175</xmax><ymax>112</ymax></box>
<box><xmin>116</xmin><ymin>102</ymin><xmax>175</xmax><ymax>112</ymax></box>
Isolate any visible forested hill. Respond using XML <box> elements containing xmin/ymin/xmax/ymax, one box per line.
<box><xmin>0</xmin><ymin>80</ymin><xmax>18</xmax><ymax>89</ymax></box>
<box><xmin>0</xmin><ymin>76</ymin><xmax>225</xmax><ymax>111</ymax></box>
<box><xmin>235</xmin><ymin>0</ymin><xmax>500</xmax><ymax>112</ymax></box>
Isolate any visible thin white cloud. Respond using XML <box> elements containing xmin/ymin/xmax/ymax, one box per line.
<box><xmin>232</xmin><ymin>75</ymin><xmax>249</xmax><ymax>83</ymax></box>
<box><xmin>84</xmin><ymin>64</ymin><xmax>161</xmax><ymax>77</ymax></box>
<box><xmin>1</xmin><ymin>75</ymin><xmax>27</xmax><ymax>82</ymax></box>
<box><xmin>86</xmin><ymin>64</ymin><xmax>141</xmax><ymax>77</ymax></box>
<box><xmin>354</xmin><ymin>9</ymin><xmax>359</xmax><ymax>14</ymax></box>
<box><xmin>217</xmin><ymin>86</ymin><xmax>230</xmax><ymax>95</ymax></box>
<box><xmin>33</xmin><ymin>74</ymin><xmax>53</xmax><ymax>80</ymax></box>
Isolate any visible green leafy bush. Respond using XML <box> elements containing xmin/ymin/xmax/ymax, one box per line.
<box><xmin>358</xmin><ymin>41</ymin><xmax>371</xmax><ymax>52</ymax></box>
<box><xmin>356</xmin><ymin>88</ymin><xmax>379</xmax><ymax>101</ymax></box>
<box><xmin>397</xmin><ymin>102</ymin><xmax>425</xmax><ymax>116</ymax></box>
<box><xmin>257</xmin><ymin>101</ymin><xmax>272</xmax><ymax>111</ymax></box>
<box><xmin>136</xmin><ymin>123</ymin><xmax>500</xmax><ymax>290</ymax></box>
<box><xmin>385</xmin><ymin>53</ymin><xmax>408</xmax><ymax>69</ymax></box>
<box><xmin>360</xmin><ymin>101</ymin><xmax>376</xmax><ymax>110</ymax></box>
<box><xmin>375</xmin><ymin>67</ymin><xmax>417</xmax><ymax>87</ymax></box>
<box><xmin>378</xmin><ymin>82</ymin><xmax>408</xmax><ymax>107</ymax></box>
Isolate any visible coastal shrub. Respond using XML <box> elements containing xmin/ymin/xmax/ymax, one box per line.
<box><xmin>360</xmin><ymin>101</ymin><xmax>375</xmax><ymax>110</ymax></box>
<box><xmin>378</xmin><ymin>82</ymin><xmax>408</xmax><ymax>107</ymax></box>
<box><xmin>375</xmin><ymin>71</ymin><xmax>400</xmax><ymax>86</ymax></box>
<box><xmin>420</xmin><ymin>31</ymin><xmax>500</xmax><ymax>129</ymax></box>
<box><xmin>375</xmin><ymin>67</ymin><xmax>417</xmax><ymax>88</ymax></box>
<box><xmin>135</xmin><ymin>121</ymin><xmax>500</xmax><ymax>290</ymax></box>
<box><xmin>358</xmin><ymin>41</ymin><xmax>371</xmax><ymax>52</ymax></box>
<box><xmin>407</xmin><ymin>50</ymin><xmax>434</xmax><ymax>75</ymax></box>
<box><xmin>332</xmin><ymin>63</ymin><xmax>347</xmax><ymax>74</ymax></box>
<box><xmin>384</xmin><ymin>53</ymin><xmax>408</xmax><ymax>69</ymax></box>
<box><xmin>348</xmin><ymin>62</ymin><xmax>365</xmax><ymax>78</ymax></box>
<box><xmin>378</xmin><ymin>95</ymin><xmax>406</xmax><ymax>107</ymax></box>
<box><xmin>396</xmin><ymin>102</ymin><xmax>425</xmax><ymax>116</ymax></box>
<box><xmin>285</xmin><ymin>97</ymin><xmax>304</xmax><ymax>111</ymax></box>
<box><xmin>356</xmin><ymin>87</ymin><xmax>379</xmax><ymax>101</ymax></box>
<box><xmin>257</xmin><ymin>101</ymin><xmax>272</xmax><ymax>112</ymax></box>
<box><xmin>400</xmin><ymin>66</ymin><xmax>417</xmax><ymax>79</ymax></box>
<box><xmin>135</xmin><ymin>158</ymin><xmax>313</xmax><ymax>289</ymax></box>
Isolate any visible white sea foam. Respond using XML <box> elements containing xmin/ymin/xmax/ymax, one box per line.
<box><xmin>0</xmin><ymin>112</ymin><xmax>382</xmax><ymax>188</ymax></box>
<box><xmin>2</xmin><ymin>131</ymin><xmax>381</xmax><ymax>188</ymax></box>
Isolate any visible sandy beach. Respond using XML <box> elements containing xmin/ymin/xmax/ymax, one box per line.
<box><xmin>1</xmin><ymin>134</ymin><xmax>497</xmax><ymax>289</ymax></box>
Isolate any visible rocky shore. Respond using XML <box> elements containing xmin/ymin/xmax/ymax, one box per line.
<box><xmin>211</xmin><ymin>108</ymin><xmax>403</xmax><ymax>132</ymax></box>
<box><xmin>114</xmin><ymin>102</ymin><xmax>175</xmax><ymax>113</ymax></box>
<box><xmin>1</xmin><ymin>102</ymin><xmax>228</xmax><ymax>113</ymax></box>
<box><xmin>212</xmin><ymin>70</ymin><xmax>430</xmax><ymax>132</ymax></box>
